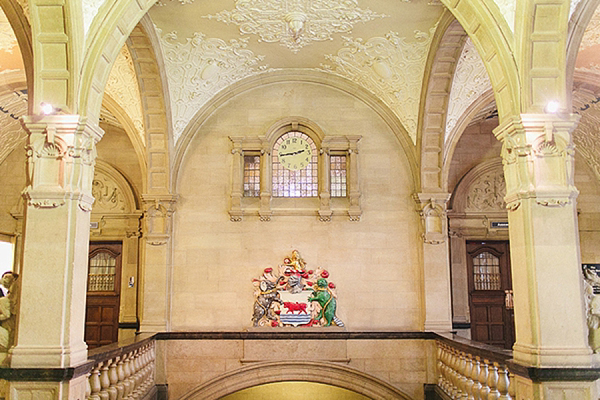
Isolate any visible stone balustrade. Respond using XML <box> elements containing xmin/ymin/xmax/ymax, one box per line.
<box><xmin>436</xmin><ymin>338</ymin><xmax>514</xmax><ymax>399</ymax></box>
<box><xmin>86</xmin><ymin>335</ymin><xmax>156</xmax><ymax>400</ymax></box>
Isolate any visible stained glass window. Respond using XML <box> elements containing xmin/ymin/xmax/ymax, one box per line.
<box><xmin>272</xmin><ymin>132</ymin><xmax>318</xmax><ymax>197</ymax></box>
<box><xmin>243</xmin><ymin>155</ymin><xmax>261</xmax><ymax>197</ymax></box>
<box><xmin>473</xmin><ymin>251</ymin><xmax>501</xmax><ymax>290</ymax></box>
<box><xmin>88</xmin><ymin>252</ymin><xmax>117</xmax><ymax>292</ymax></box>
<box><xmin>330</xmin><ymin>155</ymin><xmax>347</xmax><ymax>197</ymax></box>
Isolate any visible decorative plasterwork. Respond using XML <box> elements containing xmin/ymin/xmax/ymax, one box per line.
<box><xmin>0</xmin><ymin>90</ymin><xmax>27</xmax><ymax>164</ymax></box>
<box><xmin>579</xmin><ymin>7</ymin><xmax>600</xmax><ymax>52</ymax></box>
<box><xmin>105</xmin><ymin>45</ymin><xmax>145</xmax><ymax>144</ymax></box>
<box><xmin>0</xmin><ymin>11</ymin><xmax>18</xmax><ymax>54</ymax></box>
<box><xmin>493</xmin><ymin>0</ymin><xmax>515</xmax><ymax>32</ymax></box>
<box><xmin>82</xmin><ymin>0</ymin><xmax>108</xmax><ymax>39</ymax></box>
<box><xmin>573</xmin><ymin>90</ymin><xmax>600</xmax><ymax>183</ymax></box>
<box><xmin>321</xmin><ymin>28</ymin><xmax>436</xmax><ymax>143</ymax></box>
<box><xmin>157</xmin><ymin>30</ymin><xmax>270</xmax><ymax>143</ymax></box>
<box><xmin>204</xmin><ymin>0</ymin><xmax>386</xmax><ymax>53</ymax></box>
<box><xmin>465</xmin><ymin>168</ymin><xmax>506</xmax><ymax>212</ymax></box>
<box><xmin>445</xmin><ymin>38</ymin><xmax>492</xmax><ymax>141</ymax></box>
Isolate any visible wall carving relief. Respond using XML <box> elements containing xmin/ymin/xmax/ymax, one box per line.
<box><xmin>105</xmin><ymin>45</ymin><xmax>145</xmax><ymax>144</ymax></box>
<box><xmin>157</xmin><ymin>30</ymin><xmax>270</xmax><ymax>143</ymax></box>
<box><xmin>466</xmin><ymin>169</ymin><xmax>506</xmax><ymax>212</ymax></box>
<box><xmin>445</xmin><ymin>39</ymin><xmax>492</xmax><ymax>142</ymax></box>
<box><xmin>92</xmin><ymin>171</ymin><xmax>128</xmax><ymax>213</ymax></box>
<box><xmin>0</xmin><ymin>90</ymin><xmax>27</xmax><ymax>165</ymax></box>
<box><xmin>321</xmin><ymin>27</ymin><xmax>436</xmax><ymax>143</ymax></box>
<box><xmin>204</xmin><ymin>0</ymin><xmax>387</xmax><ymax>53</ymax></box>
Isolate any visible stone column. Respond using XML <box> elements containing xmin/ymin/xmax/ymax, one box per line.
<box><xmin>494</xmin><ymin>114</ymin><xmax>592</xmax><ymax>366</ymax></box>
<box><xmin>139</xmin><ymin>194</ymin><xmax>177</xmax><ymax>332</ymax></box>
<box><xmin>415</xmin><ymin>193</ymin><xmax>453</xmax><ymax>331</ymax></box>
<box><xmin>11</xmin><ymin>115</ymin><xmax>102</xmax><ymax>368</ymax></box>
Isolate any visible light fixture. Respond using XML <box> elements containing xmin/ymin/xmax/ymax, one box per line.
<box><xmin>545</xmin><ymin>101</ymin><xmax>560</xmax><ymax>113</ymax></box>
<box><xmin>40</xmin><ymin>102</ymin><xmax>54</xmax><ymax>115</ymax></box>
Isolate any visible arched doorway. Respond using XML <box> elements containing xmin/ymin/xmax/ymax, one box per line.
<box><xmin>221</xmin><ymin>382</ymin><xmax>370</xmax><ymax>400</ymax></box>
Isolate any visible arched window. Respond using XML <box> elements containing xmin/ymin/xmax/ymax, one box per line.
<box><xmin>272</xmin><ymin>131</ymin><xmax>318</xmax><ymax>198</ymax></box>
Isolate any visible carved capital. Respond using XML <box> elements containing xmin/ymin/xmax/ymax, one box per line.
<box><xmin>414</xmin><ymin>193</ymin><xmax>450</xmax><ymax>244</ymax></box>
<box><xmin>142</xmin><ymin>194</ymin><xmax>178</xmax><ymax>236</ymax></box>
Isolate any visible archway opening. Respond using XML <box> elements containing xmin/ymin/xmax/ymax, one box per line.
<box><xmin>221</xmin><ymin>382</ymin><xmax>370</xmax><ymax>400</ymax></box>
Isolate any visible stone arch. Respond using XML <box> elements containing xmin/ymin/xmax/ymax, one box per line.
<box><xmin>180</xmin><ymin>361</ymin><xmax>414</xmax><ymax>400</ymax></box>
<box><xmin>449</xmin><ymin>158</ymin><xmax>506</xmax><ymax>214</ymax></box>
<box><xmin>438</xmin><ymin>0</ymin><xmax>520</xmax><ymax>121</ymax></box>
<box><xmin>172</xmin><ymin>69</ymin><xmax>419</xmax><ymax>194</ymax></box>
<box><xmin>442</xmin><ymin>90</ymin><xmax>496</xmax><ymax>192</ymax></box>
<box><xmin>418</xmin><ymin>14</ymin><xmax>468</xmax><ymax>192</ymax></box>
<box><xmin>93</xmin><ymin>160</ymin><xmax>140</xmax><ymax>214</ymax></box>
<box><xmin>566</xmin><ymin>0</ymin><xmax>600</xmax><ymax>109</ymax></box>
<box><xmin>0</xmin><ymin>0</ymin><xmax>32</xmax><ymax>113</ymax></box>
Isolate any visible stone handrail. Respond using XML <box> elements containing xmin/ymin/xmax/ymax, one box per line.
<box><xmin>86</xmin><ymin>334</ymin><xmax>157</xmax><ymax>400</ymax></box>
<box><xmin>436</xmin><ymin>335</ymin><xmax>514</xmax><ymax>399</ymax></box>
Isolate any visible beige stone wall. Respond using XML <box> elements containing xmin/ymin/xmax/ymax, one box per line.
<box><xmin>172</xmin><ymin>82</ymin><xmax>421</xmax><ymax>330</ymax></box>
<box><xmin>575</xmin><ymin>154</ymin><xmax>600</xmax><ymax>264</ymax></box>
<box><xmin>162</xmin><ymin>338</ymin><xmax>435</xmax><ymax>400</ymax></box>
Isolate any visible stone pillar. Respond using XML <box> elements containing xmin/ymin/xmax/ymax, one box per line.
<box><xmin>318</xmin><ymin>142</ymin><xmax>332</xmax><ymax>222</ymax></box>
<box><xmin>415</xmin><ymin>193</ymin><xmax>453</xmax><ymax>331</ymax></box>
<box><xmin>139</xmin><ymin>194</ymin><xmax>177</xmax><ymax>332</ymax></box>
<box><xmin>11</xmin><ymin>115</ymin><xmax>103</xmax><ymax>368</ymax></box>
<box><xmin>494</xmin><ymin>114</ymin><xmax>592</xmax><ymax>366</ymax></box>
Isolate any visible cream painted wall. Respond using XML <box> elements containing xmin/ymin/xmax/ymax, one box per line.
<box><xmin>172</xmin><ymin>82</ymin><xmax>422</xmax><ymax>330</ymax></box>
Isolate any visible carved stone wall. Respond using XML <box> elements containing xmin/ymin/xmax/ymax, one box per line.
<box><xmin>465</xmin><ymin>168</ymin><xmax>506</xmax><ymax>212</ymax></box>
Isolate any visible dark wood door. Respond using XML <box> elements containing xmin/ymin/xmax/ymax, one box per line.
<box><xmin>85</xmin><ymin>242</ymin><xmax>122</xmax><ymax>349</ymax></box>
<box><xmin>467</xmin><ymin>241</ymin><xmax>515</xmax><ymax>349</ymax></box>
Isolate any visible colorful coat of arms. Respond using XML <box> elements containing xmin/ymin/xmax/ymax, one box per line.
<box><xmin>252</xmin><ymin>250</ymin><xmax>344</xmax><ymax>328</ymax></box>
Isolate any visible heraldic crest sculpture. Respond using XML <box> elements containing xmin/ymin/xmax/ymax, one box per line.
<box><xmin>252</xmin><ymin>250</ymin><xmax>344</xmax><ymax>328</ymax></box>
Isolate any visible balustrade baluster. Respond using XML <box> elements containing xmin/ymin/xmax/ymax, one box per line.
<box><xmin>458</xmin><ymin>352</ymin><xmax>468</xmax><ymax>399</ymax></box>
<box><xmin>464</xmin><ymin>354</ymin><xmax>474</xmax><ymax>400</ymax></box>
<box><xmin>89</xmin><ymin>365</ymin><xmax>102</xmax><ymax>400</ymax></box>
<box><xmin>450</xmin><ymin>349</ymin><xmax>461</xmax><ymax>398</ymax></box>
<box><xmin>114</xmin><ymin>356</ymin><xmax>125</xmax><ymax>400</ymax></box>
<box><xmin>487</xmin><ymin>362</ymin><xmax>500</xmax><ymax>400</ymax></box>
<box><xmin>497</xmin><ymin>366</ymin><xmax>511</xmax><ymax>400</ymax></box>
<box><xmin>99</xmin><ymin>362</ymin><xmax>110</xmax><ymax>400</ymax></box>
<box><xmin>437</xmin><ymin>343</ymin><xmax>444</xmax><ymax>387</ymax></box>
<box><xmin>471</xmin><ymin>357</ymin><xmax>482</xmax><ymax>400</ymax></box>
<box><xmin>122</xmin><ymin>353</ymin><xmax>134</xmax><ymax>399</ymax></box>
<box><xmin>478</xmin><ymin>359</ymin><xmax>490</xmax><ymax>400</ymax></box>
<box><xmin>508</xmin><ymin>372</ymin><xmax>516</xmax><ymax>399</ymax></box>
<box><xmin>107</xmin><ymin>358</ymin><xmax>118</xmax><ymax>400</ymax></box>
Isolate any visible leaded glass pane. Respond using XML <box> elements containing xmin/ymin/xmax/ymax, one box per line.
<box><xmin>88</xmin><ymin>252</ymin><xmax>116</xmax><ymax>292</ymax></box>
<box><xmin>473</xmin><ymin>251</ymin><xmax>501</xmax><ymax>290</ymax></box>
<box><xmin>243</xmin><ymin>155</ymin><xmax>261</xmax><ymax>197</ymax></box>
<box><xmin>330</xmin><ymin>155</ymin><xmax>347</xmax><ymax>197</ymax></box>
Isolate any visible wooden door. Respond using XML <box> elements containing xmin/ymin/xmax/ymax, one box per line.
<box><xmin>467</xmin><ymin>241</ymin><xmax>515</xmax><ymax>349</ymax></box>
<box><xmin>85</xmin><ymin>242</ymin><xmax>122</xmax><ymax>349</ymax></box>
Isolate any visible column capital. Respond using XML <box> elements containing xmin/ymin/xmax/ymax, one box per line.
<box><xmin>414</xmin><ymin>192</ymin><xmax>451</xmax><ymax>245</ymax></box>
<box><xmin>141</xmin><ymin>194</ymin><xmax>178</xmax><ymax>245</ymax></box>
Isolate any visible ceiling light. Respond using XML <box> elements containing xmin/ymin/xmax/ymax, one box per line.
<box><xmin>40</xmin><ymin>102</ymin><xmax>54</xmax><ymax>115</ymax></box>
<box><xmin>545</xmin><ymin>101</ymin><xmax>560</xmax><ymax>113</ymax></box>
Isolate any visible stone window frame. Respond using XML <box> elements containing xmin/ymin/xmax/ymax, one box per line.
<box><xmin>229</xmin><ymin>117</ymin><xmax>362</xmax><ymax>222</ymax></box>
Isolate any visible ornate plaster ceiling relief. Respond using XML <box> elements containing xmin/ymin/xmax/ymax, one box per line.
<box><xmin>578</xmin><ymin>8</ymin><xmax>600</xmax><ymax>52</ymax></box>
<box><xmin>445</xmin><ymin>38</ymin><xmax>492</xmax><ymax>141</ymax></box>
<box><xmin>321</xmin><ymin>27</ymin><xmax>437</xmax><ymax>143</ymax></box>
<box><xmin>203</xmin><ymin>0</ymin><xmax>387</xmax><ymax>53</ymax></box>
<box><xmin>0</xmin><ymin>11</ymin><xmax>18</xmax><ymax>54</ymax></box>
<box><xmin>0</xmin><ymin>90</ymin><xmax>27</xmax><ymax>164</ymax></box>
<box><xmin>573</xmin><ymin>90</ymin><xmax>600</xmax><ymax>183</ymax></box>
<box><xmin>105</xmin><ymin>45</ymin><xmax>145</xmax><ymax>144</ymax></box>
<box><xmin>492</xmin><ymin>0</ymin><xmax>515</xmax><ymax>32</ymax></box>
<box><xmin>157</xmin><ymin>29</ymin><xmax>270</xmax><ymax>143</ymax></box>
<box><xmin>83</xmin><ymin>0</ymin><xmax>108</xmax><ymax>39</ymax></box>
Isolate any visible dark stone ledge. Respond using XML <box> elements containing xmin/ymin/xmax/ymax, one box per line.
<box><xmin>508</xmin><ymin>362</ymin><xmax>600</xmax><ymax>383</ymax></box>
<box><xmin>0</xmin><ymin>360</ymin><xmax>94</xmax><ymax>381</ymax></box>
<box><xmin>154</xmin><ymin>330</ymin><xmax>439</xmax><ymax>341</ymax></box>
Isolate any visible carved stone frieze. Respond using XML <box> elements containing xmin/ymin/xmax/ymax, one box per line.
<box><xmin>204</xmin><ymin>0</ymin><xmax>386</xmax><ymax>53</ymax></box>
<box><xmin>0</xmin><ymin>10</ymin><xmax>17</xmax><ymax>54</ymax></box>
<box><xmin>92</xmin><ymin>172</ymin><xmax>127</xmax><ymax>213</ymax></box>
<box><xmin>445</xmin><ymin>38</ymin><xmax>492</xmax><ymax>141</ymax></box>
<box><xmin>157</xmin><ymin>30</ymin><xmax>270</xmax><ymax>143</ymax></box>
<box><xmin>322</xmin><ymin>28</ymin><xmax>436</xmax><ymax>143</ymax></box>
<box><xmin>0</xmin><ymin>90</ymin><xmax>27</xmax><ymax>165</ymax></box>
<box><xmin>465</xmin><ymin>169</ymin><xmax>506</xmax><ymax>212</ymax></box>
<box><xmin>105</xmin><ymin>45</ymin><xmax>145</xmax><ymax>144</ymax></box>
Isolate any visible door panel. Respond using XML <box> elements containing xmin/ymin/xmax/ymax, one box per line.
<box><xmin>467</xmin><ymin>241</ymin><xmax>515</xmax><ymax>349</ymax></box>
<box><xmin>85</xmin><ymin>242</ymin><xmax>122</xmax><ymax>349</ymax></box>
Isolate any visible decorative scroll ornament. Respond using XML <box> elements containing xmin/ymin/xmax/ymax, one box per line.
<box><xmin>0</xmin><ymin>11</ymin><xmax>17</xmax><ymax>54</ymax></box>
<box><xmin>321</xmin><ymin>28</ymin><xmax>436</xmax><ymax>143</ymax></box>
<box><xmin>445</xmin><ymin>39</ymin><xmax>492</xmax><ymax>141</ymax></box>
<box><xmin>466</xmin><ymin>170</ymin><xmax>506</xmax><ymax>212</ymax></box>
<box><xmin>105</xmin><ymin>45</ymin><xmax>145</xmax><ymax>144</ymax></box>
<box><xmin>157</xmin><ymin>30</ymin><xmax>270</xmax><ymax>143</ymax></box>
<box><xmin>252</xmin><ymin>250</ymin><xmax>344</xmax><ymax>328</ymax></box>
<box><xmin>204</xmin><ymin>0</ymin><xmax>386</xmax><ymax>53</ymax></box>
<box><xmin>92</xmin><ymin>172</ymin><xmax>127</xmax><ymax>213</ymax></box>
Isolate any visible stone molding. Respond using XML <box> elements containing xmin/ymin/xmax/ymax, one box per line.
<box><xmin>141</xmin><ymin>194</ymin><xmax>177</xmax><ymax>245</ymax></box>
<box><xmin>414</xmin><ymin>192</ymin><xmax>450</xmax><ymax>245</ymax></box>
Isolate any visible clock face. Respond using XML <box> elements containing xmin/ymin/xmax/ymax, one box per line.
<box><xmin>277</xmin><ymin>137</ymin><xmax>313</xmax><ymax>170</ymax></box>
